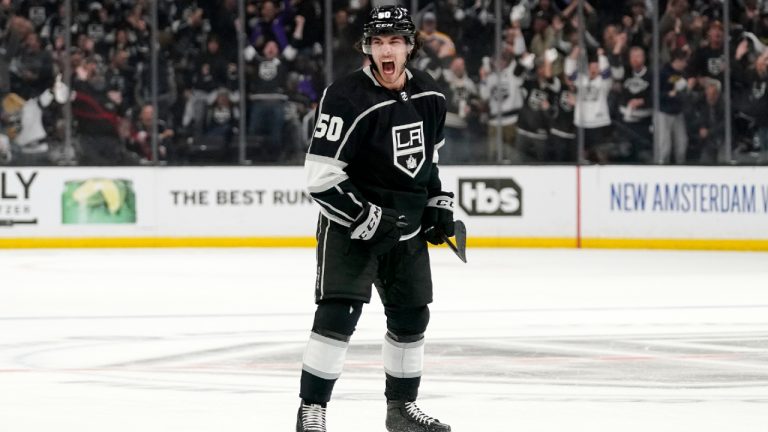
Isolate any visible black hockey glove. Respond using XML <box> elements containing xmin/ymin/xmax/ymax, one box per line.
<box><xmin>422</xmin><ymin>192</ymin><xmax>455</xmax><ymax>245</ymax></box>
<box><xmin>349</xmin><ymin>202</ymin><xmax>408</xmax><ymax>255</ymax></box>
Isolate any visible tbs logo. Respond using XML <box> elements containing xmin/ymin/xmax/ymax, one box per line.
<box><xmin>459</xmin><ymin>178</ymin><xmax>522</xmax><ymax>216</ymax></box>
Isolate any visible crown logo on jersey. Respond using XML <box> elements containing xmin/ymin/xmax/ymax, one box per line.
<box><xmin>406</xmin><ymin>155</ymin><xmax>417</xmax><ymax>169</ymax></box>
<box><xmin>400</xmin><ymin>91</ymin><xmax>409</xmax><ymax>102</ymax></box>
<box><xmin>391</xmin><ymin>121</ymin><xmax>425</xmax><ymax>178</ymax></box>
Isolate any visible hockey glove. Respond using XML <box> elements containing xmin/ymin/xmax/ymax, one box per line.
<box><xmin>350</xmin><ymin>203</ymin><xmax>408</xmax><ymax>255</ymax></box>
<box><xmin>422</xmin><ymin>192</ymin><xmax>455</xmax><ymax>245</ymax></box>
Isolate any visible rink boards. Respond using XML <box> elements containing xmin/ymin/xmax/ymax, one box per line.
<box><xmin>1</xmin><ymin>166</ymin><xmax>767</xmax><ymax>250</ymax></box>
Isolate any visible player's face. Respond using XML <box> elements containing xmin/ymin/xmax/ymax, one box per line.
<box><xmin>370</xmin><ymin>35</ymin><xmax>410</xmax><ymax>90</ymax></box>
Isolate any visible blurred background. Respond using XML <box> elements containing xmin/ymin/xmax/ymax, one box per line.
<box><xmin>2</xmin><ymin>0</ymin><xmax>767</xmax><ymax>168</ymax></box>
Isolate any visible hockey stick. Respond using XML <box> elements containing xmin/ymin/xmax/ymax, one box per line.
<box><xmin>439</xmin><ymin>220</ymin><xmax>467</xmax><ymax>263</ymax></box>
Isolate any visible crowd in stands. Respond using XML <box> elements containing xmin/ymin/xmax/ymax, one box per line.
<box><xmin>1</xmin><ymin>0</ymin><xmax>767</xmax><ymax>166</ymax></box>
<box><xmin>1</xmin><ymin>0</ymin><xmax>328</xmax><ymax>165</ymax></box>
<box><xmin>421</xmin><ymin>0</ymin><xmax>768</xmax><ymax>164</ymax></box>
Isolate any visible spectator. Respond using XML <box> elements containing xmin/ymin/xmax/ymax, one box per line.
<box><xmin>517</xmin><ymin>51</ymin><xmax>561</xmax><ymax>162</ymax></box>
<box><xmin>549</xmin><ymin>73</ymin><xmax>578</xmax><ymax>162</ymax></box>
<box><xmin>332</xmin><ymin>8</ymin><xmax>361</xmax><ymax>80</ymax></box>
<box><xmin>531</xmin><ymin>0</ymin><xmax>561</xmax><ymax>22</ymax></box>
<box><xmin>170</xmin><ymin>5</ymin><xmax>209</xmax><ymax>84</ymax></box>
<box><xmin>204</xmin><ymin>88</ymin><xmax>239</xmax><ymax>140</ymax></box>
<box><xmin>734</xmin><ymin>38</ymin><xmax>768</xmax><ymax>162</ymax></box>
<box><xmin>689</xmin><ymin>78</ymin><xmax>725</xmax><ymax>163</ymax></box>
<box><xmin>419</xmin><ymin>11</ymin><xmax>456</xmax><ymax>61</ymax></box>
<box><xmin>129</xmin><ymin>103</ymin><xmax>176</xmax><ymax>162</ymax></box>
<box><xmin>529</xmin><ymin>11</ymin><xmax>556</xmax><ymax>60</ymax></box>
<box><xmin>459</xmin><ymin>0</ymin><xmax>496</xmax><ymax>77</ymax></box>
<box><xmin>134</xmin><ymin>45</ymin><xmax>177</xmax><ymax>117</ymax></box>
<box><xmin>10</xmin><ymin>32</ymin><xmax>54</xmax><ymax>99</ymax></box>
<box><xmin>658</xmin><ymin>49</ymin><xmax>693</xmax><ymax>164</ymax></box>
<box><xmin>246</xmin><ymin>40</ymin><xmax>288</xmax><ymax>161</ymax></box>
<box><xmin>616</xmin><ymin>46</ymin><xmax>653</xmax><ymax>163</ymax></box>
<box><xmin>690</xmin><ymin>20</ymin><xmax>725</xmax><ymax>84</ymax></box>
<box><xmin>291</xmin><ymin>0</ymin><xmax>323</xmax><ymax>56</ymax></box>
<box><xmin>623</xmin><ymin>0</ymin><xmax>653</xmax><ymax>48</ymax></box>
<box><xmin>441</xmin><ymin>56</ymin><xmax>480</xmax><ymax>163</ymax></box>
<box><xmin>104</xmin><ymin>48</ymin><xmax>135</xmax><ymax>113</ymax></box>
<box><xmin>71</xmin><ymin>56</ymin><xmax>137</xmax><ymax>166</ymax></box>
<box><xmin>566</xmin><ymin>47</ymin><xmax>613</xmax><ymax>163</ymax></box>
<box><xmin>250</xmin><ymin>0</ymin><xmax>298</xmax><ymax>61</ymax></box>
<box><xmin>182</xmin><ymin>34</ymin><xmax>229</xmax><ymax>138</ymax></box>
<box><xmin>479</xmin><ymin>53</ymin><xmax>526</xmax><ymax>162</ymax></box>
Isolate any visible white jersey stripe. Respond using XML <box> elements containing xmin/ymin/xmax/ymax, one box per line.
<box><xmin>306</xmin><ymin>87</ymin><xmax>329</xmax><ymax>154</ymax></box>
<box><xmin>315</xmin><ymin>198</ymin><xmax>356</xmax><ymax>224</ymax></box>
<box><xmin>411</xmin><ymin>90</ymin><xmax>446</xmax><ymax>100</ymax></box>
<box><xmin>334</xmin><ymin>99</ymin><xmax>398</xmax><ymax>160</ymax></box>
<box><xmin>319</xmin><ymin>216</ymin><xmax>331</xmax><ymax>299</ymax></box>
<box><xmin>305</xmin><ymin>158</ymin><xmax>349</xmax><ymax>193</ymax></box>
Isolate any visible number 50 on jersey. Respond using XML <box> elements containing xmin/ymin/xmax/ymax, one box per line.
<box><xmin>314</xmin><ymin>114</ymin><xmax>344</xmax><ymax>142</ymax></box>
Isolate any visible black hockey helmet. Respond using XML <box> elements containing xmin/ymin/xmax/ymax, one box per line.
<box><xmin>362</xmin><ymin>6</ymin><xmax>416</xmax><ymax>54</ymax></box>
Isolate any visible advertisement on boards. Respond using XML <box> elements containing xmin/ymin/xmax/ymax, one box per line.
<box><xmin>580</xmin><ymin>166</ymin><xmax>768</xmax><ymax>240</ymax></box>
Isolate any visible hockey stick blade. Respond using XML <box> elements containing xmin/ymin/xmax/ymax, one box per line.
<box><xmin>439</xmin><ymin>220</ymin><xmax>467</xmax><ymax>263</ymax></box>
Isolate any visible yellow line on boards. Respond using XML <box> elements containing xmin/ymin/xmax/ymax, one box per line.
<box><xmin>0</xmin><ymin>237</ymin><xmax>317</xmax><ymax>249</ymax></box>
<box><xmin>1</xmin><ymin>237</ymin><xmax>767</xmax><ymax>251</ymax></box>
<box><xmin>582</xmin><ymin>238</ymin><xmax>768</xmax><ymax>252</ymax></box>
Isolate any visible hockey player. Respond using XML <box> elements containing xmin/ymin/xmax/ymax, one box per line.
<box><xmin>297</xmin><ymin>6</ymin><xmax>453</xmax><ymax>432</ymax></box>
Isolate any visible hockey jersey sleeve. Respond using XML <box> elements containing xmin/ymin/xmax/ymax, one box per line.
<box><xmin>304</xmin><ymin>87</ymin><xmax>370</xmax><ymax>227</ymax></box>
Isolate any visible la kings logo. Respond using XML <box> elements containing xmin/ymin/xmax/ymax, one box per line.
<box><xmin>459</xmin><ymin>178</ymin><xmax>522</xmax><ymax>216</ymax></box>
<box><xmin>392</xmin><ymin>121</ymin><xmax>425</xmax><ymax>178</ymax></box>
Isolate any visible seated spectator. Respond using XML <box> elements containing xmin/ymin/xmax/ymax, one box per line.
<box><xmin>182</xmin><ymin>35</ymin><xmax>233</xmax><ymax>135</ymax></box>
<box><xmin>204</xmin><ymin>88</ymin><xmax>239</xmax><ymax>143</ymax></box>
<box><xmin>129</xmin><ymin>103</ymin><xmax>176</xmax><ymax>162</ymax></box>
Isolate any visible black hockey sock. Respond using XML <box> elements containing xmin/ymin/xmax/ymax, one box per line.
<box><xmin>299</xmin><ymin>370</ymin><xmax>332</xmax><ymax>406</ymax></box>
<box><xmin>385</xmin><ymin>374</ymin><xmax>421</xmax><ymax>402</ymax></box>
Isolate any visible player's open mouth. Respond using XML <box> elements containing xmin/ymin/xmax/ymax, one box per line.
<box><xmin>382</xmin><ymin>61</ymin><xmax>396</xmax><ymax>75</ymax></box>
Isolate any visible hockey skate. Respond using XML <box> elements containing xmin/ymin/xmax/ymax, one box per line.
<box><xmin>385</xmin><ymin>400</ymin><xmax>451</xmax><ymax>431</ymax></box>
<box><xmin>296</xmin><ymin>402</ymin><xmax>326</xmax><ymax>432</ymax></box>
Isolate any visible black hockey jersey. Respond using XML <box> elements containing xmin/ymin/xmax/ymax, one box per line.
<box><xmin>550</xmin><ymin>85</ymin><xmax>576</xmax><ymax>139</ymax></box>
<box><xmin>305</xmin><ymin>66</ymin><xmax>446</xmax><ymax>238</ymax></box>
<box><xmin>517</xmin><ymin>77</ymin><xmax>560</xmax><ymax>139</ymax></box>
<box><xmin>618</xmin><ymin>66</ymin><xmax>652</xmax><ymax>123</ymax></box>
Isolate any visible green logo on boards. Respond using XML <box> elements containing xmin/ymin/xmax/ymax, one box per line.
<box><xmin>62</xmin><ymin>179</ymin><xmax>136</xmax><ymax>224</ymax></box>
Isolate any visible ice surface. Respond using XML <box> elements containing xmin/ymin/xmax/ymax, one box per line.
<box><xmin>2</xmin><ymin>247</ymin><xmax>768</xmax><ymax>431</ymax></box>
